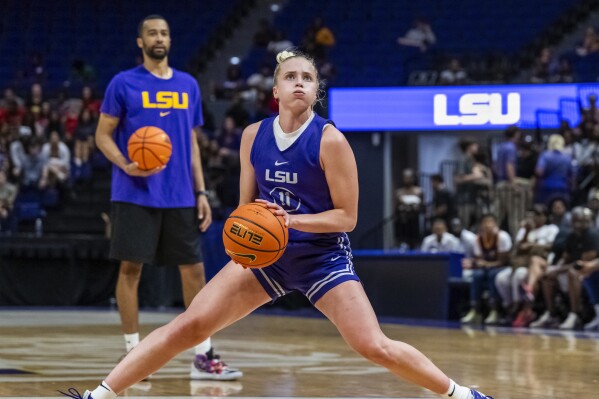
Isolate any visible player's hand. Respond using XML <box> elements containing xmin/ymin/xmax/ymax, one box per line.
<box><xmin>197</xmin><ymin>194</ymin><xmax>212</xmax><ymax>232</ymax></box>
<box><xmin>255</xmin><ymin>199</ymin><xmax>290</xmax><ymax>227</ymax></box>
<box><xmin>124</xmin><ymin>162</ymin><xmax>165</xmax><ymax>177</ymax></box>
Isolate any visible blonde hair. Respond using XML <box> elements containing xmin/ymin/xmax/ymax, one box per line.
<box><xmin>547</xmin><ymin>134</ymin><xmax>565</xmax><ymax>151</ymax></box>
<box><xmin>273</xmin><ymin>49</ymin><xmax>324</xmax><ymax>105</ymax></box>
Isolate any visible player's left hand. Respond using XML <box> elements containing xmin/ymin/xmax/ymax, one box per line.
<box><xmin>197</xmin><ymin>194</ymin><xmax>212</xmax><ymax>232</ymax></box>
<box><xmin>255</xmin><ymin>199</ymin><xmax>290</xmax><ymax>227</ymax></box>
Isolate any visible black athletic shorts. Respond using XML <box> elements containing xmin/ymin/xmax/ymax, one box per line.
<box><xmin>109</xmin><ymin>201</ymin><xmax>203</xmax><ymax>266</ymax></box>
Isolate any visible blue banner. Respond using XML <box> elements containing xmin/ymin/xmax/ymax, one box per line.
<box><xmin>329</xmin><ymin>83</ymin><xmax>599</xmax><ymax>131</ymax></box>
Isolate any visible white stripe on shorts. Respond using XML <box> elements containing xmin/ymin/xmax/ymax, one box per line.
<box><xmin>306</xmin><ymin>260</ymin><xmax>355</xmax><ymax>301</ymax></box>
<box><xmin>259</xmin><ymin>268</ymin><xmax>285</xmax><ymax>297</ymax></box>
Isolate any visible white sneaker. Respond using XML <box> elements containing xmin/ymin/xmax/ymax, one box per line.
<box><xmin>484</xmin><ymin>310</ymin><xmax>499</xmax><ymax>325</ymax></box>
<box><xmin>461</xmin><ymin>309</ymin><xmax>481</xmax><ymax>324</ymax></box>
<box><xmin>584</xmin><ymin>317</ymin><xmax>599</xmax><ymax>331</ymax></box>
<box><xmin>559</xmin><ymin>312</ymin><xmax>580</xmax><ymax>330</ymax></box>
<box><xmin>530</xmin><ymin>311</ymin><xmax>552</xmax><ymax>328</ymax></box>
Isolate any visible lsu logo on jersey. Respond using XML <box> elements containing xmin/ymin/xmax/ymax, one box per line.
<box><xmin>142</xmin><ymin>91</ymin><xmax>189</xmax><ymax>109</ymax></box>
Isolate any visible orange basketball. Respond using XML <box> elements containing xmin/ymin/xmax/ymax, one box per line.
<box><xmin>223</xmin><ymin>202</ymin><xmax>288</xmax><ymax>268</ymax></box>
<box><xmin>127</xmin><ymin>126</ymin><xmax>172</xmax><ymax>170</ymax></box>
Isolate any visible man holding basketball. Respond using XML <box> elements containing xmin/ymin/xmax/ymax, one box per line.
<box><xmin>94</xmin><ymin>15</ymin><xmax>241</xmax><ymax>380</ymax></box>
<box><xmin>67</xmin><ymin>50</ymin><xmax>493</xmax><ymax>399</ymax></box>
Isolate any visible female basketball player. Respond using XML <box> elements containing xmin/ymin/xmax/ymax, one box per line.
<box><xmin>63</xmin><ymin>50</ymin><xmax>493</xmax><ymax>399</ymax></box>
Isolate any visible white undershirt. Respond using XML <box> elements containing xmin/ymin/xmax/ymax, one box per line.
<box><xmin>273</xmin><ymin>113</ymin><xmax>333</xmax><ymax>151</ymax></box>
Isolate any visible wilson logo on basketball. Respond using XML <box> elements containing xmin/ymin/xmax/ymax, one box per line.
<box><xmin>230</xmin><ymin>222</ymin><xmax>264</xmax><ymax>245</ymax></box>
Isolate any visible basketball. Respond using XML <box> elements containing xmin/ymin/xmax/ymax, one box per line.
<box><xmin>223</xmin><ymin>202</ymin><xmax>288</xmax><ymax>268</ymax></box>
<box><xmin>127</xmin><ymin>126</ymin><xmax>172</xmax><ymax>170</ymax></box>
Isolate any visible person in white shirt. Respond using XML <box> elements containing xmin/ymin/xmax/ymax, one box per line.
<box><xmin>397</xmin><ymin>18</ymin><xmax>436</xmax><ymax>53</ymax></box>
<box><xmin>421</xmin><ymin>219</ymin><xmax>461</xmax><ymax>253</ymax></box>
<box><xmin>449</xmin><ymin>218</ymin><xmax>477</xmax><ymax>280</ymax></box>
<box><xmin>461</xmin><ymin>214</ymin><xmax>512</xmax><ymax>325</ymax></box>
<box><xmin>495</xmin><ymin>205</ymin><xmax>558</xmax><ymax>327</ymax></box>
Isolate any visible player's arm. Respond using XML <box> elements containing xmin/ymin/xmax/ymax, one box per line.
<box><xmin>238</xmin><ymin>122</ymin><xmax>260</xmax><ymax>206</ymax></box>
<box><xmin>95</xmin><ymin>113</ymin><xmax>163</xmax><ymax>177</ymax></box>
<box><xmin>191</xmin><ymin>127</ymin><xmax>211</xmax><ymax>231</ymax></box>
<box><xmin>289</xmin><ymin>125</ymin><xmax>358</xmax><ymax>233</ymax></box>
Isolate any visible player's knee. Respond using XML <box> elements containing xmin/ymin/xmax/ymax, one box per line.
<box><xmin>168</xmin><ymin>313</ymin><xmax>210</xmax><ymax>348</ymax></box>
<box><xmin>120</xmin><ymin>261</ymin><xmax>142</xmax><ymax>278</ymax></box>
<box><xmin>351</xmin><ymin>338</ymin><xmax>393</xmax><ymax>366</ymax></box>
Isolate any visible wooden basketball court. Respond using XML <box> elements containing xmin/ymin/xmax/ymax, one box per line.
<box><xmin>0</xmin><ymin>309</ymin><xmax>597</xmax><ymax>399</ymax></box>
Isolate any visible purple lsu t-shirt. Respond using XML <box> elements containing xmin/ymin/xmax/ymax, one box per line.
<box><xmin>101</xmin><ymin>66</ymin><xmax>203</xmax><ymax>208</ymax></box>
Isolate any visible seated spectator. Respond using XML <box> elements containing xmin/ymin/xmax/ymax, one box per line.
<box><xmin>449</xmin><ymin>217</ymin><xmax>477</xmax><ymax>280</ymax></box>
<box><xmin>531</xmin><ymin>207</ymin><xmax>598</xmax><ymax>330</ymax></box>
<box><xmin>397</xmin><ymin>18</ymin><xmax>436</xmax><ymax>53</ymax></box>
<box><xmin>574</xmin><ymin>255</ymin><xmax>599</xmax><ymax>331</ymax></box>
<box><xmin>429</xmin><ymin>174</ymin><xmax>455</xmax><ymax>225</ymax></box>
<box><xmin>0</xmin><ymin>169</ymin><xmax>18</xmax><ymax>233</ymax></box>
<box><xmin>20</xmin><ymin>141</ymin><xmax>46</xmax><ymax>189</ymax></box>
<box><xmin>439</xmin><ymin>58</ymin><xmax>467</xmax><ymax>85</ymax></box>
<box><xmin>244</xmin><ymin>64</ymin><xmax>275</xmax><ymax>102</ymax></box>
<box><xmin>394</xmin><ymin>168</ymin><xmax>423</xmax><ymax>249</ymax></box>
<box><xmin>9</xmin><ymin>126</ymin><xmax>32</xmax><ymax>180</ymax></box>
<box><xmin>216</xmin><ymin>64</ymin><xmax>245</xmax><ymax>100</ymax></box>
<box><xmin>461</xmin><ymin>214</ymin><xmax>512</xmax><ymax>325</ymax></box>
<box><xmin>576</xmin><ymin>26</ymin><xmax>599</xmax><ymax>56</ymax></box>
<box><xmin>302</xmin><ymin>17</ymin><xmax>336</xmax><ymax>62</ymax></box>
<box><xmin>81</xmin><ymin>86</ymin><xmax>101</xmax><ymax>119</ymax></box>
<box><xmin>267</xmin><ymin>29</ymin><xmax>294</xmax><ymax>54</ymax></box>
<box><xmin>40</xmin><ymin>130</ymin><xmax>70</xmax><ymax>189</ymax></box>
<box><xmin>421</xmin><ymin>218</ymin><xmax>460</xmax><ymax>253</ymax></box>
<box><xmin>551</xmin><ymin>58</ymin><xmax>574</xmax><ymax>83</ymax></box>
<box><xmin>535</xmin><ymin>134</ymin><xmax>576</xmax><ymax>205</ymax></box>
<box><xmin>549</xmin><ymin>197</ymin><xmax>572</xmax><ymax>232</ymax></box>
<box><xmin>495</xmin><ymin>205</ymin><xmax>558</xmax><ymax>327</ymax></box>
<box><xmin>530</xmin><ymin>47</ymin><xmax>558</xmax><ymax>84</ymax></box>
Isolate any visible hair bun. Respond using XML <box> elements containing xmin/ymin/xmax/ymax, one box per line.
<box><xmin>276</xmin><ymin>50</ymin><xmax>296</xmax><ymax>64</ymax></box>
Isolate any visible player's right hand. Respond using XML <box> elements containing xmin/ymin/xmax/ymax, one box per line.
<box><xmin>124</xmin><ymin>162</ymin><xmax>165</xmax><ymax>177</ymax></box>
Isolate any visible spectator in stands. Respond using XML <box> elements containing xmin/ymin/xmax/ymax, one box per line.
<box><xmin>449</xmin><ymin>217</ymin><xmax>477</xmax><ymax>260</ymax></box>
<box><xmin>454</xmin><ymin>139</ymin><xmax>480</xmax><ymax>229</ymax></box>
<box><xmin>429</xmin><ymin>173</ymin><xmax>455</xmax><ymax>225</ymax></box>
<box><xmin>551</xmin><ymin>58</ymin><xmax>574</xmax><ymax>83</ymax></box>
<box><xmin>587</xmin><ymin>189</ymin><xmax>599</xmax><ymax>226</ymax></box>
<box><xmin>397</xmin><ymin>18</ymin><xmax>436</xmax><ymax>53</ymax></box>
<box><xmin>394</xmin><ymin>168</ymin><xmax>423</xmax><ymax>249</ymax></box>
<box><xmin>461</xmin><ymin>213</ymin><xmax>512</xmax><ymax>325</ymax></box>
<box><xmin>560</xmin><ymin>121</ymin><xmax>582</xmax><ymax>159</ymax></box>
<box><xmin>26</xmin><ymin>83</ymin><xmax>44</xmax><ymax>115</ymax></box>
<box><xmin>81</xmin><ymin>86</ymin><xmax>101</xmax><ymax>119</ymax></box>
<box><xmin>530</xmin><ymin>47</ymin><xmax>558</xmax><ymax>84</ymax></box>
<box><xmin>549</xmin><ymin>196</ymin><xmax>572</xmax><ymax>232</ymax></box>
<box><xmin>575</xmin><ymin>252</ymin><xmax>599</xmax><ymax>331</ymax></box>
<box><xmin>535</xmin><ymin>134</ymin><xmax>576</xmax><ymax>205</ymax></box>
<box><xmin>472</xmin><ymin>151</ymin><xmax>493</xmax><ymax>217</ymax></box>
<box><xmin>20</xmin><ymin>140</ymin><xmax>46</xmax><ymax>189</ymax></box>
<box><xmin>576</xmin><ymin>26</ymin><xmax>599</xmax><ymax>56</ymax></box>
<box><xmin>9</xmin><ymin>126</ymin><xmax>32</xmax><ymax>180</ymax></box>
<box><xmin>73</xmin><ymin>108</ymin><xmax>97</xmax><ymax>166</ymax></box>
<box><xmin>439</xmin><ymin>58</ymin><xmax>467</xmax><ymax>85</ymax></box>
<box><xmin>253</xmin><ymin>18</ymin><xmax>275</xmax><ymax>48</ymax></box>
<box><xmin>245</xmin><ymin>64</ymin><xmax>275</xmax><ymax>100</ymax></box>
<box><xmin>531</xmin><ymin>207</ymin><xmax>598</xmax><ymax>329</ymax></box>
<box><xmin>496</xmin><ymin>205</ymin><xmax>559</xmax><ymax>327</ymax></box>
<box><xmin>217</xmin><ymin>64</ymin><xmax>245</xmax><ymax>100</ymax></box>
<box><xmin>40</xmin><ymin>130</ymin><xmax>70</xmax><ymax>189</ymax></box>
<box><xmin>0</xmin><ymin>88</ymin><xmax>24</xmax><ymax>109</ymax></box>
<box><xmin>494</xmin><ymin>126</ymin><xmax>524</xmax><ymax>236</ymax></box>
<box><xmin>0</xmin><ymin>169</ymin><xmax>17</xmax><ymax>233</ymax></box>
<box><xmin>33</xmin><ymin>101</ymin><xmax>51</xmax><ymax>138</ymax></box>
<box><xmin>420</xmin><ymin>218</ymin><xmax>460</xmax><ymax>253</ymax></box>
<box><xmin>302</xmin><ymin>17</ymin><xmax>336</xmax><ymax>62</ymax></box>
<box><xmin>267</xmin><ymin>29</ymin><xmax>294</xmax><ymax>54</ymax></box>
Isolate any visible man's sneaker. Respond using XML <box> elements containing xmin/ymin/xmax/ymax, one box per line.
<box><xmin>484</xmin><ymin>310</ymin><xmax>499</xmax><ymax>325</ymax></box>
<box><xmin>559</xmin><ymin>312</ymin><xmax>580</xmax><ymax>330</ymax></box>
<box><xmin>584</xmin><ymin>317</ymin><xmax>599</xmax><ymax>331</ymax></box>
<box><xmin>471</xmin><ymin>388</ymin><xmax>494</xmax><ymax>398</ymax></box>
<box><xmin>461</xmin><ymin>309</ymin><xmax>482</xmax><ymax>324</ymax></box>
<box><xmin>190</xmin><ymin>348</ymin><xmax>243</xmax><ymax>381</ymax></box>
<box><xmin>512</xmin><ymin>307</ymin><xmax>535</xmax><ymax>328</ymax></box>
<box><xmin>530</xmin><ymin>311</ymin><xmax>553</xmax><ymax>328</ymax></box>
<box><xmin>58</xmin><ymin>388</ymin><xmax>92</xmax><ymax>399</ymax></box>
